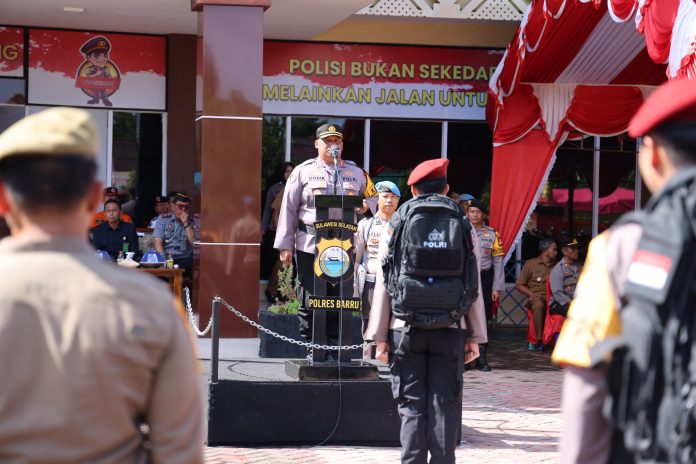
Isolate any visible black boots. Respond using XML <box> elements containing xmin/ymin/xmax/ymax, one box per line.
<box><xmin>476</xmin><ymin>343</ymin><xmax>492</xmax><ymax>372</ymax></box>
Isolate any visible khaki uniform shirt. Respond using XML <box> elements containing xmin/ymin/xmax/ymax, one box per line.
<box><xmin>516</xmin><ymin>256</ymin><xmax>555</xmax><ymax>296</ymax></box>
<box><xmin>363</xmin><ymin>205</ymin><xmax>487</xmax><ymax>344</ymax></box>
<box><xmin>274</xmin><ymin>157</ymin><xmax>377</xmax><ymax>254</ymax></box>
<box><xmin>475</xmin><ymin>224</ymin><xmax>505</xmax><ymax>291</ymax></box>
<box><xmin>0</xmin><ymin>236</ymin><xmax>203</xmax><ymax>463</ymax></box>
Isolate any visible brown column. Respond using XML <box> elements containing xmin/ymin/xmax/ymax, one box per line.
<box><xmin>166</xmin><ymin>34</ymin><xmax>197</xmax><ymax>197</ymax></box>
<box><xmin>194</xmin><ymin>1</ymin><xmax>268</xmax><ymax>337</ymax></box>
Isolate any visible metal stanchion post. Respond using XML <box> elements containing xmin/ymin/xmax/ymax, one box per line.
<box><xmin>211</xmin><ymin>298</ymin><xmax>220</xmax><ymax>383</ymax></box>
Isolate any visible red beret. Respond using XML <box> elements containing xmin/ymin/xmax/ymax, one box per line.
<box><xmin>407</xmin><ymin>158</ymin><xmax>449</xmax><ymax>186</ymax></box>
<box><xmin>629</xmin><ymin>78</ymin><xmax>696</xmax><ymax>138</ymax></box>
<box><xmin>406</xmin><ymin>158</ymin><xmax>449</xmax><ymax>186</ymax></box>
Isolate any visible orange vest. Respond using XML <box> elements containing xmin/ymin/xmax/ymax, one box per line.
<box><xmin>91</xmin><ymin>211</ymin><xmax>133</xmax><ymax>228</ymax></box>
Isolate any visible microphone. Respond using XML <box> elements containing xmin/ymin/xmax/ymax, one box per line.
<box><xmin>327</xmin><ymin>145</ymin><xmax>340</xmax><ymax>159</ymax></box>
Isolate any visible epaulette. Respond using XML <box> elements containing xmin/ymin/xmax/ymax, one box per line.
<box><xmin>297</xmin><ymin>158</ymin><xmax>315</xmax><ymax>168</ymax></box>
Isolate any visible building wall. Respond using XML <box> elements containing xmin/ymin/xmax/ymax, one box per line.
<box><xmin>314</xmin><ymin>16</ymin><xmax>518</xmax><ymax>48</ymax></box>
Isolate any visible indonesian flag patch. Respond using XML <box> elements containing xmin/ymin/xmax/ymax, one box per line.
<box><xmin>627</xmin><ymin>250</ymin><xmax>672</xmax><ymax>291</ymax></box>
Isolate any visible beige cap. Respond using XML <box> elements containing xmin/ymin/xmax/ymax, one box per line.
<box><xmin>0</xmin><ymin>107</ymin><xmax>99</xmax><ymax>163</ymax></box>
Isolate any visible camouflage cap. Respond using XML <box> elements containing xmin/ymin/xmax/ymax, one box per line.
<box><xmin>0</xmin><ymin>107</ymin><xmax>99</xmax><ymax>164</ymax></box>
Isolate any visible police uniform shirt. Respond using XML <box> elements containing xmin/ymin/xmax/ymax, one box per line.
<box><xmin>363</xmin><ymin>203</ymin><xmax>488</xmax><ymax>344</ymax></box>
<box><xmin>90</xmin><ymin>219</ymin><xmax>140</xmax><ymax>260</ymax></box>
<box><xmin>0</xmin><ymin>236</ymin><xmax>203</xmax><ymax>462</ymax></box>
<box><xmin>549</xmin><ymin>258</ymin><xmax>582</xmax><ymax>306</ymax></box>
<box><xmin>355</xmin><ymin>215</ymin><xmax>388</xmax><ymax>276</ymax></box>
<box><xmin>153</xmin><ymin>216</ymin><xmax>198</xmax><ymax>259</ymax></box>
<box><xmin>475</xmin><ymin>224</ymin><xmax>506</xmax><ymax>291</ymax></box>
<box><xmin>149</xmin><ymin>212</ymin><xmax>172</xmax><ymax>230</ymax></box>
<box><xmin>274</xmin><ymin>157</ymin><xmax>377</xmax><ymax>254</ymax></box>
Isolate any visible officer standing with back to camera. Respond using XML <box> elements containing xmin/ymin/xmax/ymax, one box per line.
<box><xmin>553</xmin><ymin>78</ymin><xmax>696</xmax><ymax>463</ymax></box>
<box><xmin>365</xmin><ymin>158</ymin><xmax>487</xmax><ymax>464</ymax></box>
<box><xmin>0</xmin><ymin>108</ymin><xmax>202</xmax><ymax>462</ymax></box>
<box><xmin>274</xmin><ymin>123</ymin><xmax>377</xmax><ymax>356</ymax></box>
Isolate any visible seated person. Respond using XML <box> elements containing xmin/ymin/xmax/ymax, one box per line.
<box><xmin>148</xmin><ymin>194</ymin><xmax>170</xmax><ymax>229</ymax></box>
<box><xmin>515</xmin><ymin>238</ymin><xmax>557</xmax><ymax>350</ymax></box>
<box><xmin>153</xmin><ymin>192</ymin><xmax>198</xmax><ymax>277</ymax></box>
<box><xmin>548</xmin><ymin>238</ymin><xmax>582</xmax><ymax>317</ymax></box>
<box><xmin>121</xmin><ymin>188</ymin><xmax>136</xmax><ymax>218</ymax></box>
<box><xmin>91</xmin><ymin>187</ymin><xmax>132</xmax><ymax>227</ymax></box>
<box><xmin>90</xmin><ymin>198</ymin><xmax>140</xmax><ymax>261</ymax></box>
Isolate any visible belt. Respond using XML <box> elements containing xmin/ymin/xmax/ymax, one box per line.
<box><xmin>365</xmin><ymin>273</ymin><xmax>376</xmax><ymax>283</ymax></box>
<box><xmin>298</xmin><ymin>222</ymin><xmax>316</xmax><ymax>235</ymax></box>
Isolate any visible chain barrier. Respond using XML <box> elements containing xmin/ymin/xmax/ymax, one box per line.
<box><xmin>183</xmin><ymin>287</ymin><xmax>213</xmax><ymax>336</ymax></box>
<box><xmin>215</xmin><ymin>296</ymin><xmax>376</xmax><ymax>351</ymax></box>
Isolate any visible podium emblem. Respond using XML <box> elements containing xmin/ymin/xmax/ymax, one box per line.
<box><xmin>314</xmin><ymin>237</ymin><xmax>354</xmax><ymax>285</ymax></box>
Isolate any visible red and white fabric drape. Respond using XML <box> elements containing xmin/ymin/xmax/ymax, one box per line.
<box><xmin>486</xmin><ymin>0</ymin><xmax>680</xmax><ymax>261</ymax></box>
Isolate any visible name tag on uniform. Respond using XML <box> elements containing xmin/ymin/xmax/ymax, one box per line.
<box><xmin>309</xmin><ymin>180</ymin><xmax>327</xmax><ymax>189</ymax></box>
<box><xmin>343</xmin><ymin>182</ymin><xmax>357</xmax><ymax>191</ymax></box>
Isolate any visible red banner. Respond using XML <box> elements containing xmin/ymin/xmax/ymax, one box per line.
<box><xmin>28</xmin><ymin>29</ymin><xmax>166</xmax><ymax>110</ymax></box>
<box><xmin>0</xmin><ymin>27</ymin><xmax>24</xmax><ymax>78</ymax></box>
<box><xmin>263</xmin><ymin>41</ymin><xmax>503</xmax><ymax>120</ymax></box>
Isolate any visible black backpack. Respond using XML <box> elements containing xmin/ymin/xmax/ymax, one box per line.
<box><xmin>382</xmin><ymin>193</ymin><xmax>478</xmax><ymax>329</ymax></box>
<box><xmin>601</xmin><ymin>169</ymin><xmax>696</xmax><ymax>463</ymax></box>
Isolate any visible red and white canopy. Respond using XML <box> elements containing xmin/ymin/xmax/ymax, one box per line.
<box><xmin>486</xmin><ymin>0</ymin><xmax>696</xmax><ymax>260</ymax></box>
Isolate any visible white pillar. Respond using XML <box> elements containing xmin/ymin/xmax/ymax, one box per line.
<box><xmin>364</xmin><ymin>119</ymin><xmax>371</xmax><ymax>171</ymax></box>
<box><xmin>592</xmin><ymin>136</ymin><xmax>600</xmax><ymax>237</ymax></box>
<box><xmin>284</xmin><ymin>116</ymin><xmax>292</xmax><ymax>162</ymax></box>
<box><xmin>635</xmin><ymin>137</ymin><xmax>642</xmax><ymax>210</ymax></box>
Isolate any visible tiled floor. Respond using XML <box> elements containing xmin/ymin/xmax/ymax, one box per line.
<box><xmin>202</xmin><ymin>340</ymin><xmax>563</xmax><ymax>463</ymax></box>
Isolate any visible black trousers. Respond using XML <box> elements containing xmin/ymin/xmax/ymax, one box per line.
<box><xmin>174</xmin><ymin>256</ymin><xmax>193</xmax><ymax>282</ymax></box>
<box><xmin>389</xmin><ymin>327</ymin><xmax>464</xmax><ymax>464</ymax></box>
<box><xmin>295</xmin><ymin>250</ymin><xmax>341</xmax><ymax>341</ymax></box>
<box><xmin>480</xmin><ymin>268</ymin><xmax>494</xmax><ymax>322</ymax></box>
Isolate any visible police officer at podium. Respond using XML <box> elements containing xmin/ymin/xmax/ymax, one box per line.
<box><xmin>274</xmin><ymin>123</ymin><xmax>377</xmax><ymax>351</ymax></box>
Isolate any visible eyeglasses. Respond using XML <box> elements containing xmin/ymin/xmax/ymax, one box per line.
<box><xmin>175</xmin><ymin>204</ymin><xmax>190</xmax><ymax>210</ymax></box>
